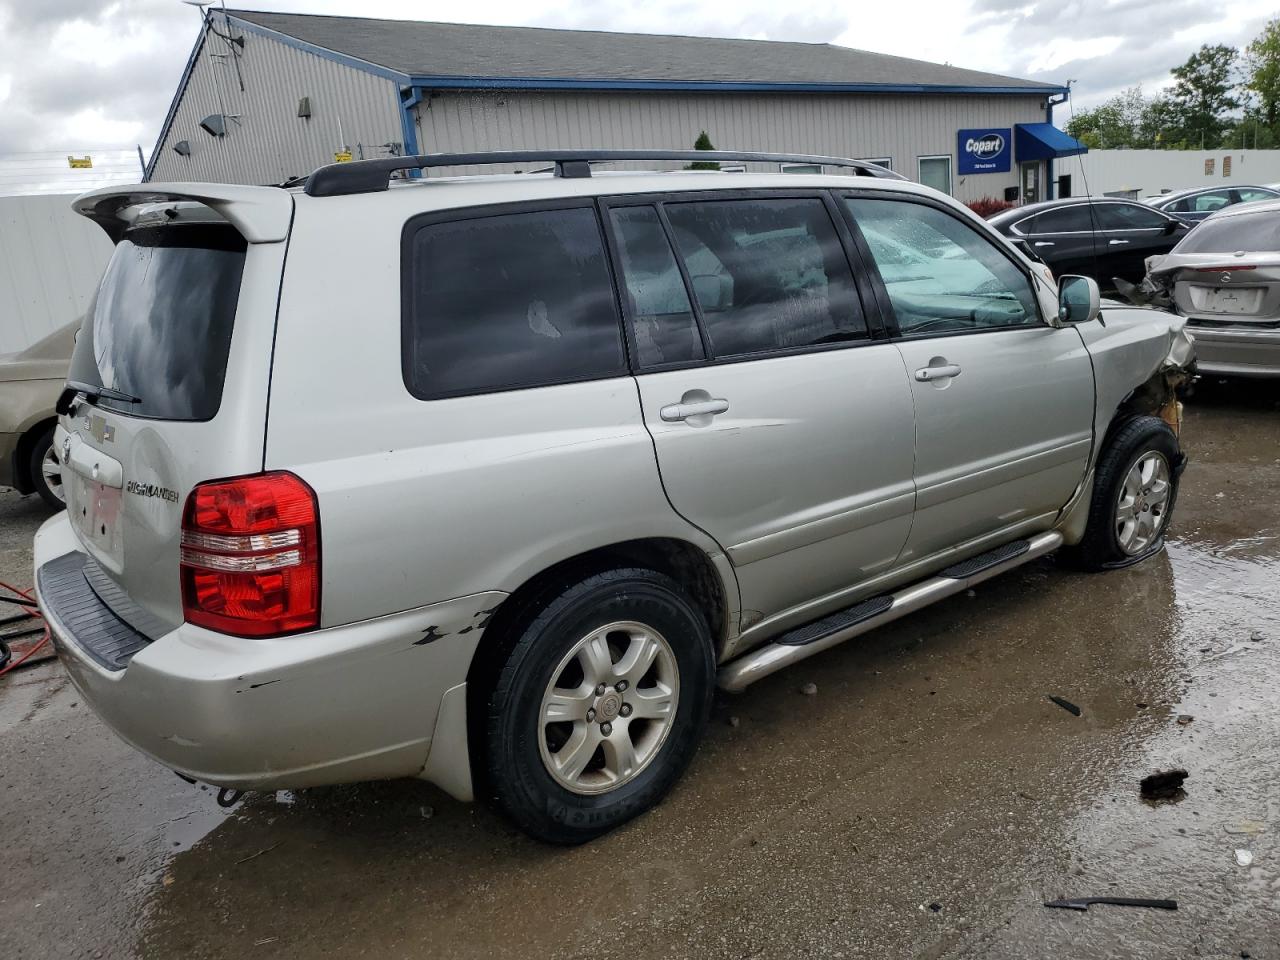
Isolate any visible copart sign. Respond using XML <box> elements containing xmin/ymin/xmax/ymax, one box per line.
<box><xmin>957</xmin><ymin>128</ymin><xmax>1011</xmax><ymax>174</ymax></box>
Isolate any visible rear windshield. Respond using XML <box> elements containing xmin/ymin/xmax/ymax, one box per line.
<box><xmin>68</xmin><ymin>223</ymin><xmax>246</xmax><ymax>421</ymax></box>
<box><xmin>1176</xmin><ymin>212</ymin><xmax>1280</xmax><ymax>254</ymax></box>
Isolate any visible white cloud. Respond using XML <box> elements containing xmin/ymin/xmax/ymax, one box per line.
<box><xmin>0</xmin><ymin>0</ymin><xmax>1272</xmax><ymax>165</ymax></box>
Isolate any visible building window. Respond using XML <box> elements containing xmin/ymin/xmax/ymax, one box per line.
<box><xmin>1223</xmin><ymin>155</ymin><xmax>1233</xmax><ymax>177</ymax></box>
<box><xmin>780</xmin><ymin>163</ymin><xmax>823</xmax><ymax>174</ymax></box>
<box><xmin>1205</xmin><ymin>158</ymin><xmax>1215</xmax><ymax>176</ymax></box>
<box><xmin>917</xmin><ymin>155</ymin><xmax>952</xmax><ymax>195</ymax></box>
<box><xmin>860</xmin><ymin>157</ymin><xmax>893</xmax><ymax>172</ymax></box>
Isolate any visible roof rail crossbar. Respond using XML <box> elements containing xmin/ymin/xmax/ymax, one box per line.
<box><xmin>303</xmin><ymin>150</ymin><xmax>905</xmax><ymax>197</ymax></box>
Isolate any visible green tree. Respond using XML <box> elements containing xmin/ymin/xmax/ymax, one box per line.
<box><xmin>1064</xmin><ymin>87</ymin><xmax>1183</xmax><ymax>148</ymax></box>
<box><xmin>1168</xmin><ymin>44</ymin><xmax>1241</xmax><ymax>148</ymax></box>
<box><xmin>687</xmin><ymin>130</ymin><xmax>719</xmax><ymax>170</ymax></box>
<box><xmin>1245</xmin><ymin>19</ymin><xmax>1280</xmax><ymax>132</ymax></box>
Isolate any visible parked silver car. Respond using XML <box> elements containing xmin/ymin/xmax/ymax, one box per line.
<box><xmin>35</xmin><ymin>151</ymin><xmax>1193</xmax><ymax>844</ymax></box>
<box><xmin>1145</xmin><ymin>184</ymin><xmax>1280</xmax><ymax>224</ymax></box>
<box><xmin>0</xmin><ymin>321</ymin><xmax>75</xmax><ymax>507</ymax></box>
<box><xmin>1142</xmin><ymin>198</ymin><xmax>1280</xmax><ymax>377</ymax></box>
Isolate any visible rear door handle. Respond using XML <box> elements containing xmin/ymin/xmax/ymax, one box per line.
<box><xmin>660</xmin><ymin>398</ymin><xmax>729</xmax><ymax>422</ymax></box>
<box><xmin>914</xmin><ymin>364</ymin><xmax>962</xmax><ymax>382</ymax></box>
<box><xmin>1108</xmin><ymin>239</ymin><xmax>1130</xmax><ymax>245</ymax></box>
<box><xmin>1033</xmin><ymin>241</ymin><xmax>1055</xmax><ymax>247</ymax></box>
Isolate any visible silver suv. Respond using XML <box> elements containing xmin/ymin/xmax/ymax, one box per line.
<box><xmin>35</xmin><ymin>151</ymin><xmax>1194</xmax><ymax>844</ymax></box>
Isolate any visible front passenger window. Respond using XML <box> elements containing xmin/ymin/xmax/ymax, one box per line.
<box><xmin>845</xmin><ymin>197</ymin><xmax>1040</xmax><ymax>336</ymax></box>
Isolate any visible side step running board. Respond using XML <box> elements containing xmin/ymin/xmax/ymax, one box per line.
<box><xmin>718</xmin><ymin>531</ymin><xmax>1063</xmax><ymax>692</ymax></box>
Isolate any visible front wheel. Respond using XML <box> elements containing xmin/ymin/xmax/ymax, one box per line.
<box><xmin>485</xmin><ymin>568</ymin><xmax>714</xmax><ymax>844</ymax></box>
<box><xmin>1065</xmin><ymin>415</ymin><xmax>1182</xmax><ymax>571</ymax></box>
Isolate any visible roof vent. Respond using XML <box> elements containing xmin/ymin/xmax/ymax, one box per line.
<box><xmin>173</xmin><ymin>140</ymin><xmax>192</xmax><ymax>157</ymax></box>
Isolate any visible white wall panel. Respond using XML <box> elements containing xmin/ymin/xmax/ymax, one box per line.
<box><xmin>150</xmin><ymin>25</ymin><xmax>403</xmax><ymax>185</ymax></box>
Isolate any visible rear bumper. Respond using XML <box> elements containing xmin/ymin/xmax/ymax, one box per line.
<box><xmin>34</xmin><ymin>512</ymin><xmax>502</xmax><ymax>798</ymax></box>
<box><xmin>1188</xmin><ymin>324</ymin><xmax>1280</xmax><ymax>377</ymax></box>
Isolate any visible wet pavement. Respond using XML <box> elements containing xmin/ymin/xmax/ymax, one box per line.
<box><xmin>2</xmin><ymin>380</ymin><xmax>1278</xmax><ymax>959</ymax></box>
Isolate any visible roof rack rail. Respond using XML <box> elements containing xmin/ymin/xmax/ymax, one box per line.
<box><xmin>303</xmin><ymin>150</ymin><xmax>906</xmax><ymax>198</ymax></box>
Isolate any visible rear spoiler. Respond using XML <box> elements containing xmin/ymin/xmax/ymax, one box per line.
<box><xmin>72</xmin><ymin>182</ymin><xmax>293</xmax><ymax>244</ymax></box>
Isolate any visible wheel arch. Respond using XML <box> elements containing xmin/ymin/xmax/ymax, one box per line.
<box><xmin>11</xmin><ymin>416</ymin><xmax>58</xmax><ymax>494</ymax></box>
<box><xmin>462</xmin><ymin>536</ymin><xmax>736</xmax><ymax>794</ymax></box>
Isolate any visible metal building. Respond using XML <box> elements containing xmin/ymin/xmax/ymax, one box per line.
<box><xmin>147</xmin><ymin>9</ymin><xmax>1086</xmax><ymax>204</ymax></box>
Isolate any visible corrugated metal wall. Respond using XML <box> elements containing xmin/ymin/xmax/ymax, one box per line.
<box><xmin>149</xmin><ymin>24</ymin><xmax>403</xmax><ymax>185</ymax></box>
<box><xmin>412</xmin><ymin>90</ymin><xmax>1046</xmax><ymax>203</ymax></box>
<box><xmin>0</xmin><ymin>195</ymin><xmax>114</xmax><ymax>354</ymax></box>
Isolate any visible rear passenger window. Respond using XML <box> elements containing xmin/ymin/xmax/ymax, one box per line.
<box><xmin>608</xmin><ymin>206</ymin><xmax>705</xmax><ymax>366</ymax></box>
<box><xmin>1097</xmin><ymin>203</ymin><xmax>1171</xmax><ymax>230</ymax></box>
<box><xmin>663</xmin><ymin>198</ymin><xmax>867</xmax><ymax>358</ymax></box>
<box><xmin>403</xmin><ymin>207</ymin><xmax>625</xmax><ymax>399</ymax></box>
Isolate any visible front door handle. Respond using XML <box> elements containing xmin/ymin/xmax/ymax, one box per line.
<box><xmin>1108</xmin><ymin>239</ymin><xmax>1130</xmax><ymax>245</ymax></box>
<box><xmin>915</xmin><ymin>364</ymin><xmax>962</xmax><ymax>382</ymax></box>
<box><xmin>1033</xmin><ymin>241</ymin><xmax>1055</xmax><ymax>247</ymax></box>
<box><xmin>660</xmin><ymin>398</ymin><xmax>730</xmax><ymax>422</ymax></box>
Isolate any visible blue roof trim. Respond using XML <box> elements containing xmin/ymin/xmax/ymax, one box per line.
<box><xmin>226</xmin><ymin>15</ymin><xmax>410</xmax><ymax>84</ymax></box>
<box><xmin>144</xmin><ymin>21</ymin><xmax>209</xmax><ymax>180</ymax></box>
<box><xmin>405</xmin><ymin>76</ymin><xmax>1068</xmax><ymax>97</ymax></box>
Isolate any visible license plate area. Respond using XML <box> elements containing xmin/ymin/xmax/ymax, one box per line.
<box><xmin>1193</xmin><ymin>285</ymin><xmax>1264</xmax><ymax>315</ymax></box>
<box><xmin>70</xmin><ymin>473</ymin><xmax>124</xmax><ymax>567</ymax></box>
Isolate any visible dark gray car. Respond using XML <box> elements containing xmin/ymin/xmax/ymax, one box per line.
<box><xmin>988</xmin><ymin>198</ymin><xmax>1190</xmax><ymax>291</ymax></box>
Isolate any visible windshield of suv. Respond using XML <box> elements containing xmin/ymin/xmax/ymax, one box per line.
<box><xmin>1175</xmin><ymin>211</ymin><xmax>1280</xmax><ymax>255</ymax></box>
<box><xmin>67</xmin><ymin>223</ymin><xmax>246</xmax><ymax>421</ymax></box>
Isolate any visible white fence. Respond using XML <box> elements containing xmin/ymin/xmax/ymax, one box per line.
<box><xmin>0</xmin><ymin>194</ymin><xmax>114</xmax><ymax>354</ymax></box>
<box><xmin>1059</xmin><ymin>149</ymin><xmax>1280</xmax><ymax>200</ymax></box>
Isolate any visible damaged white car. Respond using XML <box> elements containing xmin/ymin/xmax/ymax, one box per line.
<box><xmin>35</xmin><ymin>150</ymin><xmax>1194</xmax><ymax>844</ymax></box>
<box><xmin>1134</xmin><ymin>198</ymin><xmax>1280</xmax><ymax>378</ymax></box>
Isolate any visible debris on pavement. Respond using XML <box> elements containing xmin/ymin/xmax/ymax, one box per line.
<box><xmin>798</xmin><ymin>682</ymin><xmax>817</xmax><ymax>697</ymax></box>
<box><xmin>1224</xmin><ymin>820</ymin><xmax>1266</xmax><ymax>836</ymax></box>
<box><xmin>1177</xmin><ymin>714</ymin><xmax>1194</xmax><ymax>725</ymax></box>
<box><xmin>235</xmin><ymin>843</ymin><xmax>280</xmax><ymax>865</ymax></box>
<box><xmin>1235</xmin><ymin>849</ymin><xmax>1254</xmax><ymax>867</ymax></box>
<box><xmin>727</xmin><ymin>715</ymin><xmax>741</xmax><ymax>728</ymax></box>
<box><xmin>1141</xmin><ymin>769</ymin><xmax>1188</xmax><ymax>800</ymax></box>
<box><xmin>1250</xmin><ymin>631</ymin><xmax>1265</xmax><ymax>642</ymax></box>
<box><xmin>1048</xmin><ymin>695</ymin><xmax>1082</xmax><ymax>717</ymax></box>
<box><xmin>1044</xmin><ymin>897</ymin><xmax>1178</xmax><ymax>912</ymax></box>
<box><xmin>928</xmin><ymin>902</ymin><xmax>943</xmax><ymax>912</ymax></box>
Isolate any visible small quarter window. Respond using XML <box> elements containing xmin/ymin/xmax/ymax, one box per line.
<box><xmin>663</xmin><ymin>198</ymin><xmax>868</xmax><ymax>358</ymax></box>
<box><xmin>846</xmin><ymin>197</ymin><xmax>1039</xmax><ymax>336</ymax></box>
<box><xmin>608</xmin><ymin>206</ymin><xmax>704</xmax><ymax>366</ymax></box>
<box><xmin>403</xmin><ymin>207</ymin><xmax>625</xmax><ymax>400</ymax></box>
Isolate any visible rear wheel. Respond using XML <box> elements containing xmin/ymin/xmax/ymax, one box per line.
<box><xmin>1066</xmin><ymin>416</ymin><xmax>1180</xmax><ymax>570</ymax></box>
<box><xmin>485</xmin><ymin>568</ymin><xmax>714</xmax><ymax>844</ymax></box>
<box><xmin>29</xmin><ymin>427</ymin><xmax>65</xmax><ymax>509</ymax></box>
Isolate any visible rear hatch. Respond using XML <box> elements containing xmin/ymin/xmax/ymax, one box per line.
<box><xmin>59</xmin><ymin>184</ymin><xmax>293</xmax><ymax>633</ymax></box>
<box><xmin>1171</xmin><ymin>260</ymin><xmax>1280</xmax><ymax>326</ymax></box>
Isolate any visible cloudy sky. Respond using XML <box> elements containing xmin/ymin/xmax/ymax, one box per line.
<box><xmin>0</xmin><ymin>0</ymin><xmax>1275</xmax><ymax>160</ymax></box>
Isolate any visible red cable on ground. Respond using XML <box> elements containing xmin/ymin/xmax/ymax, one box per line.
<box><xmin>0</xmin><ymin>580</ymin><xmax>50</xmax><ymax>678</ymax></box>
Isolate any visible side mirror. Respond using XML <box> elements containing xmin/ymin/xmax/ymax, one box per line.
<box><xmin>1057</xmin><ymin>275</ymin><xmax>1101</xmax><ymax>325</ymax></box>
<box><xmin>1162</xmin><ymin>219</ymin><xmax>1181</xmax><ymax>234</ymax></box>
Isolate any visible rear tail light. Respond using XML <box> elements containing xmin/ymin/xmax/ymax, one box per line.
<box><xmin>180</xmin><ymin>472</ymin><xmax>320</xmax><ymax>637</ymax></box>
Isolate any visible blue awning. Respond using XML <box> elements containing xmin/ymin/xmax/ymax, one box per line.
<box><xmin>1015</xmin><ymin>123</ymin><xmax>1088</xmax><ymax>162</ymax></box>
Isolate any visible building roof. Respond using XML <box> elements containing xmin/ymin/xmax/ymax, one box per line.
<box><xmin>226</xmin><ymin>9</ymin><xmax>1063</xmax><ymax>94</ymax></box>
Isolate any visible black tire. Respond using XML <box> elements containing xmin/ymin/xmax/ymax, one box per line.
<box><xmin>1064</xmin><ymin>415</ymin><xmax>1181</xmax><ymax>571</ymax></box>
<box><xmin>485</xmin><ymin>567</ymin><xmax>714</xmax><ymax>844</ymax></box>
<box><xmin>28</xmin><ymin>427</ymin><xmax>65</xmax><ymax>510</ymax></box>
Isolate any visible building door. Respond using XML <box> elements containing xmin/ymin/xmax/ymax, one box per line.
<box><xmin>1021</xmin><ymin>162</ymin><xmax>1042</xmax><ymax>203</ymax></box>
